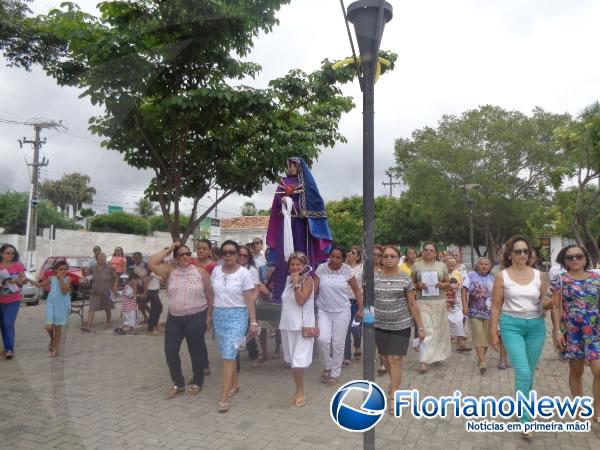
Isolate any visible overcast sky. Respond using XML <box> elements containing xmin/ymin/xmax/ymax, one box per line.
<box><xmin>1</xmin><ymin>0</ymin><xmax>599</xmax><ymax>218</ymax></box>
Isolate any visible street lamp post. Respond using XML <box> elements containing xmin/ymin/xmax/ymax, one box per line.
<box><xmin>462</xmin><ymin>184</ymin><xmax>480</xmax><ymax>269</ymax></box>
<box><xmin>346</xmin><ymin>2</ymin><xmax>392</xmax><ymax>449</ymax></box>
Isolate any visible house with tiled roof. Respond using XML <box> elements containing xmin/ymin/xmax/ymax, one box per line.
<box><xmin>219</xmin><ymin>216</ymin><xmax>269</xmax><ymax>245</ymax></box>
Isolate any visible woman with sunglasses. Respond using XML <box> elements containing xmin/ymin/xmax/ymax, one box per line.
<box><xmin>314</xmin><ymin>246</ymin><xmax>363</xmax><ymax>386</ymax></box>
<box><xmin>211</xmin><ymin>240</ymin><xmax>257</xmax><ymax>413</ymax></box>
<box><xmin>149</xmin><ymin>242</ymin><xmax>213</xmax><ymax>400</ymax></box>
<box><xmin>343</xmin><ymin>246</ymin><xmax>364</xmax><ymax>366</ymax></box>
<box><xmin>237</xmin><ymin>245</ymin><xmax>264</xmax><ymax>368</ymax></box>
<box><xmin>550</xmin><ymin>245</ymin><xmax>600</xmax><ymax>422</ymax></box>
<box><xmin>0</xmin><ymin>244</ymin><xmax>26</xmax><ymax>359</ymax></box>
<box><xmin>490</xmin><ymin>235</ymin><xmax>553</xmax><ymax>433</ymax></box>
<box><xmin>110</xmin><ymin>247</ymin><xmax>127</xmax><ymax>277</ymax></box>
<box><xmin>376</xmin><ymin>245</ymin><xmax>424</xmax><ymax>407</ymax></box>
<box><xmin>412</xmin><ymin>242</ymin><xmax>451</xmax><ymax>373</ymax></box>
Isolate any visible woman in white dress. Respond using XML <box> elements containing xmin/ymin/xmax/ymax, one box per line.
<box><xmin>279</xmin><ymin>252</ymin><xmax>315</xmax><ymax>407</ymax></box>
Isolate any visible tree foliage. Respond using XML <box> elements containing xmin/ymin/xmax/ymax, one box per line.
<box><xmin>0</xmin><ymin>1</ymin><xmax>395</xmax><ymax>244</ymax></box>
<box><xmin>90</xmin><ymin>211</ymin><xmax>149</xmax><ymax>235</ymax></box>
<box><xmin>394</xmin><ymin>105</ymin><xmax>571</xmax><ymax>262</ymax></box>
<box><xmin>149</xmin><ymin>214</ymin><xmax>189</xmax><ymax>233</ymax></box>
<box><xmin>0</xmin><ymin>190</ymin><xmax>80</xmax><ymax>234</ymax></box>
<box><xmin>39</xmin><ymin>172</ymin><xmax>96</xmax><ymax>218</ymax></box>
<box><xmin>136</xmin><ymin>197</ymin><xmax>159</xmax><ymax>218</ymax></box>
<box><xmin>241</xmin><ymin>202</ymin><xmax>257</xmax><ymax>216</ymax></box>
<box><xmin>554</xmin><ymin>101</ymin><xmax>600</xmax><ymax>264</ymax></box>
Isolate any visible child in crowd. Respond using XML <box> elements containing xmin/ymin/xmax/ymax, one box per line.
<box><xmin>117</xmin><ymin>273</ymin><xmax>140</xmax><ymax>333</ymax></box>
<box><xmin>39</xmin><ymin>260</ymin><xmax>72</xmax><ymax>357</ymax></box>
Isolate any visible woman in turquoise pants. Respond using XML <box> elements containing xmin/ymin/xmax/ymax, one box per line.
<box><xmin>490</xmin><ymin>236</ymin><xmax>553</xmax><ymax>436</ymax></box>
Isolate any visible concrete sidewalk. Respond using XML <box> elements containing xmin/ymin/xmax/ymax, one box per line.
<box><xmin>0</xmin><ymin>299</ymin><xmax>598</xmax><ymax>449</ymax></box>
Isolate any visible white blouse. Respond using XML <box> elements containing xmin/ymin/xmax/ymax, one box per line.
<box><xmin>211</xmin><ymin>265</ymin><xmax>254</xmax><ymax>308</ymax></box>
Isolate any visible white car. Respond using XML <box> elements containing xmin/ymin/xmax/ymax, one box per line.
<box><xmin>22</xmin><ymin>272</ymin><xmax>41</xmax><ymax>306</ymax></box>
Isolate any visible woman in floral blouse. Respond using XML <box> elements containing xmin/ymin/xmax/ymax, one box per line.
<box><xmin>550</xmin><ymin>245</ymin><xmax>600</xmax><ymax>422</ymax></box>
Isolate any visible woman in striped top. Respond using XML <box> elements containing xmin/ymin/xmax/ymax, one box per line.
<box><xmin>149</xmin><ymin>242</ymin><xmax>214</xmax><ymax>400</ymax></box>
<box><xmin>375</xmin><ymin>245</ymin><xmax>424</xmax><ymax>405</ymax></box>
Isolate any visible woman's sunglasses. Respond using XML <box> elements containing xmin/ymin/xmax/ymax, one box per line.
<box><xmin>565</xmin><ymin>254</ymin><xmax>585</xmax><ymax>261</ymax></box>
<box><xmin>222</xmin><ymin>250</ymin><xmax>237</xmax><ymax>256</ymax></box>
<box><xmin>177</xmin><ymin>251</ymin><xmax>192</xmax><ymax>257</ymax></box>
<box><xmin>512</xmin><ymin>249</ymin><xmax>530</xmax><ymax>256</ymax></box>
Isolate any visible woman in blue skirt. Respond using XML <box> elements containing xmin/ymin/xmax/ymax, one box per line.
<box><xmin>211</xmin><ymin>240</ymin><xmax>257</xmax><ymax>413</ymax></box>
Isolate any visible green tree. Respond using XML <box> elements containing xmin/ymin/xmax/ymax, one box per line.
<box><xmin>39</xmin><ymin>172</ymin><xmax>95</xmax><ymax>217</ymax></box>
<box><xmin>149</xmin><ymin>214</ymin><xmax>189</xmax><ymax>233</ymax></box>
<box><xmin>90</xmin><ymin>211</ymin><xmax>149</xmax><ymax>235</ymax></box>
<box><xmin>554</xmin><ymin>101</ymin><xmax>600</xmax><ymax>264</ymax></box>
<box><xmin>136</xmin><ymin>197</ymin><xmax>159</xmax><ymax>218</ymax></box>
<box><xmin>394</xmin><ymin>105</ymin><xmax>571</xmax><ymax>263</ymax></box>
<box><xmin>0</xmin><ymin>1</ymin><xmax>394</xmax><ymax>244</ymax></box>
<box><xmin>241</xmin><ymin>202</ymin><xmax>257</xmax><ymax>216</ymax></box>
<box><xmin>79</xmin><ymin>207</ymin><xmax>95</xmax><ymax>230</ymax></box>
<box><xmin>0</xmin><ymin>191</ymin><xmax>79</xmax><ymax>234</ymax></box>
<box><xmin>257</xmin><ymin>208</ymin><xmax>271</xmax><ymax>216</ymax></box>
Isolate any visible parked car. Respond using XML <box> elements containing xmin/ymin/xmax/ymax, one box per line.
<box><xmin>22</xmin><ymin>272</ymin><xmax>40</xmax><ymax>306</ymax></box>
<box><xmin>38</xmin><ymin>256</ymin><xmax>93</xmax><ymax>299</ymax></box>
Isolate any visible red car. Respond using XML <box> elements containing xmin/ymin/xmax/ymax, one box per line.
<box><xmin>38</xmin><ymin>256</ymin><xmax>93</xmax><ymax>299</ymax></box>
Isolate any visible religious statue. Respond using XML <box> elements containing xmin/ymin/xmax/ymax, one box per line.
<box><xmin>266</xmin><ymin>157</ymin><xmax>333</xmax><ymax>303</ymax></box>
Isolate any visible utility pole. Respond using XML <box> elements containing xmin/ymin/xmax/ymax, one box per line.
<box><xmin>214</xmin><ymin>187</ymin><xmax>219</xmax><ymax>219</ymax></box>
<box><xmin>382</xmin><ymin>169</ymin><xmax>400</xmax><ymax>197</ymax></box>
<box><xmin>18</xmin><ymin>121</ymin><xmax>61</xmax><ymax>272</ymax></box>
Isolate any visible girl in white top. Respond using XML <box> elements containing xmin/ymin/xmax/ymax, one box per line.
<box><xmin>279</xmin><ymin>252</ymin><xmax>315</xmax><ymax>407</ymax></box>
<box><xmin>314</xmin><ymin>246</ymin><xmax>363</xmax><ymax>385</ymax></box>
<box><xmin>489</xmin><ymin>236</ymin><xmax>553</xmax><ymax>432</ymax></box>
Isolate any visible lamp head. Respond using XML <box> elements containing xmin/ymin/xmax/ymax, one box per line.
<box><xmin>347</xmin><ymin>0</ymin><xmax>393</xmax><ymax>82</ymax></box>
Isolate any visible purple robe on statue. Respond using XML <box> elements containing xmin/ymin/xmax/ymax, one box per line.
<box><xmin>266</xmin><ymin>159</ymin><xmax>332</xmax><ymax>303</ymax></box>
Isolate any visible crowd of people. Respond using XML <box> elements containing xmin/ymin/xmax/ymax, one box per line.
<box><xmin>1</xmin><ymin>235</ymin><xmax>599</xmax><ymax>433</ymax></box>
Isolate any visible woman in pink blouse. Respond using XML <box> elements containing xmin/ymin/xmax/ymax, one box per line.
<box><xmin>0</xmin><ymin>244</ymin><xmax>26</xmax><ymax>359</ymax></box>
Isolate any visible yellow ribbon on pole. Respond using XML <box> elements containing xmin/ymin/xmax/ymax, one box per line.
<box><xmin>332</xmin><ymin>56</ymin><xmax>391</xmax><ymax>82</ymax></box>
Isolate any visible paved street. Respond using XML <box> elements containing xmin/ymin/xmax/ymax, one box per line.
<box><xmin>1</xmin><ymin>296</ymin><xmax>599</xmax><ymax>450</ymax></box>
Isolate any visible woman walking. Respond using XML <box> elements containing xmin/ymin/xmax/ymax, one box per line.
<box><xmin>149</xmin><ymin>242</ymin><xmax>213</xmax><ymax>400</ymax></box>
<box><xmin>462</xmin><ymin>257</ymin><xmax>495</xmax><ymax>373</ymax></box>
<box><xmin>412</xmin><ymin>242</ymin><xmax>451</xmax><ymax>373</ymax></box>
<box><xmin>82</xmin><ymin>253</ymin><xmax>116</xmax><ymax>331</ymax></box>
<box><xmin>490</xmin><ymin>236</ymin><xmax>553</xmax><ymax>431</ymax></box>
<box><xmin>399</xmin><ymin>247</ymin><xmax>417</xmax><ymax>276</ymax></box>
<box><xmin>279</xmin><ymin>252</ymin><xmax>315</xmax><ymax>407</ymax></box>
<box><xmin>550</xmin><ymin>245</ymin><xmax>600</xmax><ymax>422</ymax></box>
<box><xmin>211</xmin><ymin>240</ymin><xmax>257</xmax><ymax>413</ymax></box>
<box><xmin>344</xmin><ymin>246</ymin><xmax>364</xmax><ymax>366</ymax></box>
<box><xmin>315</xmin><ymin>246</ymin><xmax>363</xmax><ymax>385</ymax></box>
<box><xmin>0</xmin><ymin>244</ymin><xmax>26</xmax><ymax>359</ymax></box>
<box><xmin>110</xmin><ymin>247</ymin><xmax>127</xmax><ymax>277</ymax></box>
<box><xmin>39</xmin><ymin>260</ymin><xmax>71</xmax><ymax>357</ymax></box>
<box><xmin>445</xmin><ymin>257</ymin><xmax>469</xmax><ymax>353</ymax></box>
<box><xmin>375</xmin><ymin>245</ymin><xmax>424</xmax><ymax>406</ymax></box>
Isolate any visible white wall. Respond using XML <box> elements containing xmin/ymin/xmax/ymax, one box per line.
<box><xmin>0</xmin><ymin>229</ymin><xmax>174</xmax><ymax>274</ymax></box>
<box><xmin>220</xmin><ymin>229</ymin><xmax>266</xmax><ymax>245</ymax></box>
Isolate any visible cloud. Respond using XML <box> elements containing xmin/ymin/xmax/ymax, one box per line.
<box><xmin>2</xmin><ymin>0</ymin><xmax>599</xmax><ymax>218</ymax></box>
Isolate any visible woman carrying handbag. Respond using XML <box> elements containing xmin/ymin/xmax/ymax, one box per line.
<box><xmin>279</xmin><ymin>252</ymin><xmax>315</xmax><ymax>407</ymax></box>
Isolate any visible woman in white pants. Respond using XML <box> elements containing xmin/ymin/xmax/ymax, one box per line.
<box><xmin>314</xmin><ymin>246</ymin><xmax>363</xmax><ymax>386</ymax></box>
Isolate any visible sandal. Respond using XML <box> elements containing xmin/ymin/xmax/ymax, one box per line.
<box><xmin>320</xmin><ymin>370</ymin><xmax>331</xmax><ymax>383</ymax></box>
<box><xmin>325</xmin><ymin>377</ymin><xmax>339</xmax><ymax>387</ymax></box>
<box><xmin>418</xmin><ymin>363</ymin><xmax>428</xmax><ymax>374</ymax></box>
<box><xmin>5</xmin><ymin>351</ymin><xmax>13</xmax><ymax>360</ymax></box>
<box><xmin>227</xmin><ymin>386</ymin><xmax>240</xmax><ymax>399</ymax></box>
<box><xmin>165</xmin><ymin>386</ymin><xmax>184</xmax><ymax>400</ymax></box>
<box><xmin>80</xmin><ymin>327</ymin><xmax>91</xmax><ymax>332</ymax></box>
<box><xmin>294</xmin><ymin>396</ymin><xmax>306</xmax><ymax>407</ymax></box>
<box><xmin>186</xmin><ymin>384</ymin><xmax>202</xmax><ymax>396</ymax></box>
<box><xmin>342</xmin><ymin>360</ymin><xmax>350</xmax><ymax>368</ymax></box>
<box><xmin>49</xmin><ymin>351</ymin><xmax>59</xmax><ymax>358</ymax></box>
<box><xmin>218</xmin><ymin>401</ymin><xmax>230</xmax><ymax>413</ymax></box>
<box><xmin>354</xmin><ymin>350</ymin><xmax>362</xmax><ymax>361</ymax></box>
<box><xmin>479</xmin><ymin>361</ymin><xmax>487</xmax><ymax>375</ymax></box>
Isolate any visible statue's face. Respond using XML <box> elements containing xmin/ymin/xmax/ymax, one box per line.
<box><xmin>287</xmin><ymin>161</ymin><xmax>298</xmax><ymax>176</ymax></box>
